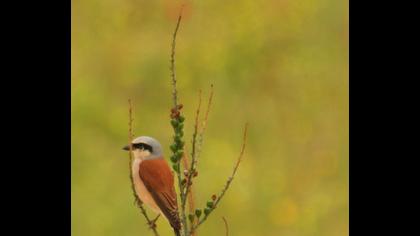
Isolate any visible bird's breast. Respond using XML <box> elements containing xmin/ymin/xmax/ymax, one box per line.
<box><xmin>131</xmin><ymin>158</ymin><xmax>161</xmax><ymax>213</ymax></box>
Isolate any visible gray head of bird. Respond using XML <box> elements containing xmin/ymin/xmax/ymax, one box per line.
<box><xmin>122</xmin><ymin>136</ymin><xmax>163</xmax><ymax>160</ymax></box>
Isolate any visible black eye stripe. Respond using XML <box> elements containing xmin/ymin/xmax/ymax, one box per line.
<box><xmin>133</xmin><ymin>143</ymin><xmax>153</xmax><ymax>152</ymax></box>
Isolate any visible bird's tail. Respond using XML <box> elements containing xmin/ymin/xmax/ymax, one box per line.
<box><xmin>173</xmin><ymin>228</ymin><xmax>181</xmax><ymax>236</ymax></box>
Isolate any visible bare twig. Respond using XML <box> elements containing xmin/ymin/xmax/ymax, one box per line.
<box><xmin>184</xmin><ymin>86</ymin><xmax>214</xmax><ymax>236</ymax></box>
<box><xmin>191</xmin><ymin>123</ymin><xmax>249</xmax><ymax>232</ymax></box>
<box><xmin>183</xmin><ymin>85</ymin><xmax>213</xmax><ymax>209</ymax></box>
<box><xmin>194</xmin><ymin>85</ymin><xmax>214</xmax><ymax>160</ymax></box>
<box><xmin>222</xmin><ymin>217</ymin><xmax>229</xmax><ymax>236</ymax></box>
<box><xmin>201</xmin><ymin>84</ymin><xmax>214</xmax><ymax>134</ymax></box>
<box><xmin>181</xmin><ymin>149</ymin><xmax>196</xmax><ymax>216</ymax></box>
<box><xmin>170</xmin><ymin>6</ymin><xmax>184</xmax><ymax>110</ymax></box>
<box><xmin>183</xmin><ymin>90</ymin><xmax>202</xmax><ymax>204</ymax></box>
<box><xmin>169</xmin><ymin>6</ymin><xmax>188</xmax><ymax>236</ymax></box>
<box><xmin>181</xmin><ymin>91</ymin><xmax>202</xmax><ymax>236</ymax></box>
<box><xmin>181</xmin><ymin>150</ymin><xmax>197</xmax><ymax>236</ymax></box>
<box><xmin>128</xmin><ymin>99</ymin><xmax>160</xmax><ymax>236</ymax></box>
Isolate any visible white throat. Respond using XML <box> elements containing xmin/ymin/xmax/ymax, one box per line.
<box><xmin>132</xmin><ymin>149</ymin><xmax>162</xmax><ymax>162</ymax></box>
<box><xmin>132</xmin><ymin>149</ymin><xmax>151</xmax><ymax>161</ymax></box>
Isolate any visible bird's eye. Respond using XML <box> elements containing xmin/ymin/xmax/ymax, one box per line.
<box><xmin>132</xmin><ymin>143</ymin><xmax>153</xmax><ymax>152</ymax></box>
<box><xmin>133</xmin><ymin>143</ymin><xmax>142</xmax><ymax>150</ymax></box>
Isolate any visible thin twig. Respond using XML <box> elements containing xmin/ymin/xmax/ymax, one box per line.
<box><xmin>128</xmin><ymin>99</ymin><xmax>160</xmax><ymax>236</ymax></box>
<box><xmin>180</xmin><ymin>90</ymin><xmax>202</xmax><ymax>236</ymax></box>
<box><xmin>191</xmin><ymin>123</ymin><xmax>249</xmax><ymax>232</ymax></box>
<box><xmin>194</xmin><ymin>84</ymin><xmax>214</xmax><ymax>161</ymax></box>
<box><xmin>222</xmin><ymin>217</ymin><xmax>229</xmax><ymax>236</ymax></box>
<box><xmin>169</xmin><ymin>6</ymin><xmax>188</xmax><ymax>236</ymax></box>
<box><xmin>185</xmin><ymin>86</ymin><xmax>213</xmax><ymax>236</ymax></box>
<box><xmin>183</xmin><ymin>90</ymin><xmax>202</xmax><ymax>205</ymax></box>
<box><xmin>181</xmin><ymin>149</ymin><xmax>196</xmax><ymax>217</ymax></box>
<box><xmin>184</xmin><ymin>85</ymin><xmax>213</xmax><ymax>202</ymax></box>
<box><xmin>170</xmin><ymin>7</ymin><xmax>184</xmax><ymax>110</ymax></box>
<box><xmin>183</xmin><ymin>85</ymin><xmax>213</xmax><ymax>206</ymax></box>
<box><xmin>181</xmin><ymin>150</ymin><xmax>197</xmax><ymax>236</ymax></box>
<box><xmin>201</xmin><ymin>84</ymin><xmax>214</xmax><ymax>134</ymax></box>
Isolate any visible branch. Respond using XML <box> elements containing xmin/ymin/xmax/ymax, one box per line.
<box><xmin>184</xmin><ymin>85</ymin><xmax>214</xmax><ymax>208</ymax></box>
<box><xmin>182</xmin><ymin>90</ymin><xmax>202</xmax><ymax>205</ymax></box>
<box><xmin>170</xmin><ymin>7</ymin><xmax>183</xmax><ymax>109</ymax></box>
<box><xmin>222</xmin><ymin>217</ymin><xmax>229</xmax><ymax>236</ymax></box>
<box><xmin>181</xmin><ymin>150</ymin><xmax>197</xmax><ymax>236</ymax></box>
<box><xmin>128</xmin><ymin>99</ymin><xmax>160</xmax><ymax>236</ymax></box>
<box><xmin>195</xmin><ymin>84</ymin><xmax>214</xmax><ymax>162</ymax></box>
<box><xmin>190</xmin><ymin>123</ymin><xmax>249</xmax><ymax>233</ymax></box>
<box><xmin>168</xmin><ymin>6</ymin><xmax>188</xmax><ymax>236</ymax></box>
<box><xmin>201</xmin><ymin>84</ymin><xmax>214</xmax><ymax>135</ymax></box>
<box><xmin>183</xmin><ymin>87</ymin><xmax>213</xmax><ymax>236</ymax></box>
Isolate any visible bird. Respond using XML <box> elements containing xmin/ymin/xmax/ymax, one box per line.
<box><xmin>123</xmin><ymin>136</ymin><xmax>181</xmax><ymax>236</ymax></box>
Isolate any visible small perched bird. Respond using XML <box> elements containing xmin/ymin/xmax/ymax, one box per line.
<box><xmin>123</xmin><ymin>136</ymin><xmax>181</xmax><ymax>236</ymax></box>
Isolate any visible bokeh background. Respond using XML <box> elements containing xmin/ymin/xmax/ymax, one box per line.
<box><xmin>71</xmin><ymin>0</ymin><xmax>348</xmax><ymax>235</ymax></box>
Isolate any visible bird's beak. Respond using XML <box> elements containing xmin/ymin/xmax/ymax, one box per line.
<box><xmin>122</xmin><ymin>145</ymin><xmax>131</xmax><ymax>151</ymax></box>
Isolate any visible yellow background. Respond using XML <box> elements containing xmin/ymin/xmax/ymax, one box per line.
<box><xmin>72</xmin><ymin>0</ymin><xmax>348</xmax><ymax>235</ymax></box>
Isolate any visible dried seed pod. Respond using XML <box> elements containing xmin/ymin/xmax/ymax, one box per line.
<box><xmin>170</xmin><ymin>111</ymin><xmax>178</xmax><ymax>119</ymax></box>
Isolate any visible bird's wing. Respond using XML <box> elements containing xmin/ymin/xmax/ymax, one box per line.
<box><xmin>139</xmin><ymin>158</ymin><xmax>181</xmax><ymax>230</ymax></box>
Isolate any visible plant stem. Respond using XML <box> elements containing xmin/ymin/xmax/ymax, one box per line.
<box><xmin>128</xmin><ymin>99</ymin><xmax>160</xmax><ymax>236</ymax></box>
<box><xmin>169</xmin><ymin>7</ymin><xmax>188</xmax><ymax>236</ymax></box>
<box><xmin>190</xmin><ymin>123</ymin><xmax>248</xmax><ymax>233</ymax></box>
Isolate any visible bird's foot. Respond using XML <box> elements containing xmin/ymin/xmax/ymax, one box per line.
<box><xmin>148</xmin><ymin>214</ymin><xmax>161</xmax><ymax>229</ymax></box>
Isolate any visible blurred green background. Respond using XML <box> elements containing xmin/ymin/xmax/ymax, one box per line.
<box><xmin>71</xmin><ymin>0</ymin><xmax>348</xmax><ymax>235</ymax></box>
